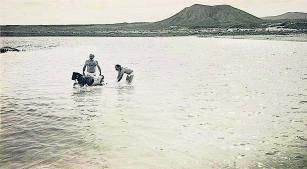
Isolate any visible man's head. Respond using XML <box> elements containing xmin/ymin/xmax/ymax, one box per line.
<box><xmin>115</xmin><ymin>64</ymin><xmax>121</xmax><ymax>71</ymax></box>
<box><xmin>89</xmin><ymin>54</ymin><xmax>95</xmax><ymax>60</ymax></box>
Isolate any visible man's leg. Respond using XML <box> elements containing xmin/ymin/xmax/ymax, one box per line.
<box><xmin>126</xmin><ymin>74</ymin><xmax>134</xmax><ymax>84</ymax></box>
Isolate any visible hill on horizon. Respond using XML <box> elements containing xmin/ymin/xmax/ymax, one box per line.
<box><xmin>1</xmin><ymin>4</ymin><xmax>307</xmax><ymax>37</ymax></box>
<box><xmin>262</xmin><ymin>12</ymin><xmax>307</xmax><ymax>20</ymax></box>
<box><xmin>151</xmin><ymin>4</ymin><xmax>263</xmax><ymax>28</ymax></box>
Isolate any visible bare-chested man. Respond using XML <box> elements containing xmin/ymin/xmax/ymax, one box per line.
<box><xmin>82</xmin><ymin>54</ymin><xmax>103</xmax><ymax>85</ymax></box>
<box><xmin>83</xmin><ymin>54</ymin><xmax>102</xmax><ymax>76</ymax></box>
<box><xmin>115</xmin><ymin>64</ymin><xmax>134</xmax><ymax>84</ymax></box>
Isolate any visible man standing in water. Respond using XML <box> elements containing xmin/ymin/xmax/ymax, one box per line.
<box><xmin>115</xmin><ymin>64</ymin><xmax>134</xmax><ymax>84</ymax></box>
<box><xmin>83</xmin><ymin>54</ymin><xmax>102</xmax><ymax>76</ymax></box>
<box><xmin>82</xmin><ymin>54</ymin><xmax>103</xmax><ymax>85</ymax></box>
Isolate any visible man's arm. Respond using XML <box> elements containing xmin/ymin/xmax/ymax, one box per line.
<box><xmin>117</xmin><ymin>70</ymin><xmax>124</xmax><ymax>82</ymax></box>
<box><xmin>97</xmin><ymin>62</ymin><xmax>102</xmax><ymax>75</ymax></box>
<box><xmin>82</xmin><ymin>63</ymin><xmax>87</xmax><ymax>75</ymax></box>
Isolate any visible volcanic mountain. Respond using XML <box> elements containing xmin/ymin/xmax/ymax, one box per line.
<box><xmin>152</xmin><ymin>4</ymin><xmax>263</xmax><ymax>28</ymax></box>
<box><xmin>262</xmin><ymin>12</ymin><xmax>307</xmax><ymax>20</ymax></box>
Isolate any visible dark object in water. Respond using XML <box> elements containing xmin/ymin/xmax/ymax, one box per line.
<box><xmin>85</xmin><ymin>76</ymin><xmax>95</xmax><ymax>86</ymax></box>
<box><xmin>72</xmin><ymin>72</ymin><xmax>104</xmax><ymax>87</ymax></box>
<box><xmin>72</xmin><ymin>72</ymin><xmax>85</xmax><ymax>86</ymax></box>
<box><xmin>0</xmin><ymin>46</ymin><xmax>20</xmax><ymax>53</ymax></box>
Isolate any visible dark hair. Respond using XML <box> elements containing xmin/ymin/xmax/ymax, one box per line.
<box><xmin>115</xmin><ymin>64</ymin><xmax>121</xmax><ymax>69</ymax></box>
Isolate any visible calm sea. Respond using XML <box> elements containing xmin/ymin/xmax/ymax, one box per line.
<box><xmin>1</xmin><ymin>37</ymin><xmax>306</xmax><ymax>169</ymax></box>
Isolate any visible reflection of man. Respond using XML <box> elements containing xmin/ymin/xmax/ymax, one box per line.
<box><xmin>83</xmin><ymin>54</ymin><xmax>102</xmax><ymax>76</ymax></box>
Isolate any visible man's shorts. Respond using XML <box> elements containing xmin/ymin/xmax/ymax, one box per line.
<box><xmin>126</xmin><ymin>72</ymin><xmax>134</xmax><ymax>84</ymax></box>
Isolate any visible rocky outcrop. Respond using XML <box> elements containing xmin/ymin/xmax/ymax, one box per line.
<box><xmin>0</xmin><ymin>47</ymin><xmax>20</xmax><ymax>53</ymax></box>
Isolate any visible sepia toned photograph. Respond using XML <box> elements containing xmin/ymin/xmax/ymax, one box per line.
<box><xmin>0</xmin><ymin>0</ymin><xmax>306</xmax><ymax>168</ymax></box>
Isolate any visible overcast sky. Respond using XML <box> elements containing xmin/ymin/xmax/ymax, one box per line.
<box><xmin>1</xmin><ymin>0</ymin><xmax>307</xmax><ymax>25</ymax></box>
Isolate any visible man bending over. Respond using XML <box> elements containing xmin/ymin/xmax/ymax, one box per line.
<box><xmin>115</xmin><ymin>64</ymin><xmax>134</xmax><ymax>84</ymax></box>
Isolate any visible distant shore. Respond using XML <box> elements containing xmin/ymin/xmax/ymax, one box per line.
<box><xmin>1</xmin><ymin>24</ymin><xmax>307</xmax><ymax>42</ymax></box>
<box><xmin>1</xmin><ymin>23</ymin><xmax>306</xmax><ymax>38</ymax></box>
<box><xmin>1</xmin><ymin>31</ymin><xmax>307</xmax><ymax>43</ymax></box>
<box><xmin>1</xmin><ymin>31</ymin><xmax>307</xmax><ymax>38</ymax></box>
<box><xmin>214</xmin><ymin>33</ymin><xmax>307</xmax><ymax>42</ymax></box>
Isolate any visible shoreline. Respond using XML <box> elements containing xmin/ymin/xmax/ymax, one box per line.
<box><xmin>1</xmin><ymin>34</ymin><xmax>307</xmax><ymax>43</ymax></box>
<box><xmin>213</xmin><ymin>34</ymin><xmax>307</xmax><ymax>42</ymax></box>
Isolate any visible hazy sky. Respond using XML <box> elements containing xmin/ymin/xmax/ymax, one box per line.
<box><xmin>1</xmin><ymin>0</ymin><xmax>307</xmax><ymax>25</ymax></box>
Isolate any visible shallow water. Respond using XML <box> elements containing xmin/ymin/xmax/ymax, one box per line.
<box><xmin>1</xmin><ymin>37</ymin><xmax>306</xmax><ymax>169</ymax></box>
